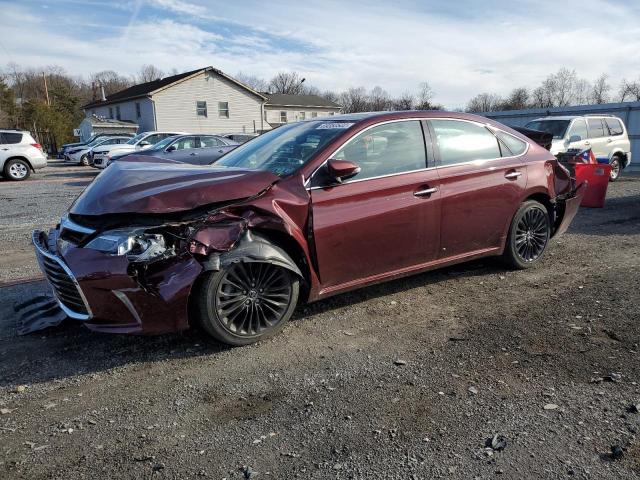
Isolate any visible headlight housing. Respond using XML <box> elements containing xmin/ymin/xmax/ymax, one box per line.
<box><xmin>85</xmin><ymin>229</ymin><xmax>169</xmax><ymax>261</ymax></box>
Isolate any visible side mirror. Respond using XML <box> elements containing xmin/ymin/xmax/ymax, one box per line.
<box><xmin>327</xmin><ymin>159</ymin><xmax>361</xmax><ymax>183</ymax></box>
<box><xmin>166</xmin><ymin>145</ymin><xmax>176</xmax><ymax>152</ymax></box>
<box><xmin>569</xmin><ymin>135</ymin><xmax>582</xmax><ymax>143</ymax></box>
<box><xmin>139</xmin><ymin>141</ymin><xmax>150</xmax><ymax>147</ymax></box>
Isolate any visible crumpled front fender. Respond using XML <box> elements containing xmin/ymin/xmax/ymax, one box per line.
<box><xmin>201</xmin><ymin>230</ymin><xmax>303</xmax><ymax>279</ymax></box>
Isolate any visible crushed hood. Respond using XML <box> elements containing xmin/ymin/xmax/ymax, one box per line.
<box><xmin>69</xmin><ymin>160</ymin><xmax>280</xmax><ymax>216</ymax></box>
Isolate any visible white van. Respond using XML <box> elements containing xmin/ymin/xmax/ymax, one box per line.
<box><xmin>525</xmin><ymin>115</ymin><xmax>631</xmax><ymax>181</ymax></box>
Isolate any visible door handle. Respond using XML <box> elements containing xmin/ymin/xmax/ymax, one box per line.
<box><xmin>606</xmin><ymin>138</ymin><xmax>613</xmax><ymax>143</ymax></box>
<box><xmin>413</xmin><ymin>187</ymin><xmax>438</xmax><ymax>197</ymax></box>
<box><xmin>584</xmin><ymin>141</ymin><xmax>591</xmax><ymax>145</ymax></box>
<box><xmin>505</xmin><ymin>171</ymin><xmax>522</xmax><ymax>180</ymax></box>
<box><xmin>190</xmin><ymin>152</ymin><xmax>198</xmax><ymax>156</ymax></box>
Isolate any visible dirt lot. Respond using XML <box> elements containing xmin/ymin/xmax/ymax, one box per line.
<box><xmin>1</xmin><ymin>161</ymin><xmax>639</xmax><ymax>479</ymax></box>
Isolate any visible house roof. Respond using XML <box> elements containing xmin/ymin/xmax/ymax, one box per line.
<box><xmin>83</xmin><ymin>67</ymin><xmax>266</xmax><ymax>109</ymax></box>
<box><xmin>265</xmin><ymin>93</ymin><xmax>341</xmax><ymax>109</ymax></box>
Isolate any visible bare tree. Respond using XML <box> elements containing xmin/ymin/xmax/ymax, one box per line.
<box><xmin>369</xmin><ymin>86</ymin><xmax>391</xmax><ymax>111</ymax></box>
<box><xmin>89</xmin><ymin>70</ymin><xmax>132</xmax><ymax>96</ymax></box>
<box><xmin>590</xmin><ymin>74</ymin><xmax>611</xmax><ymax>104</ymax></box>
<box><xmin>392</xmin><ymin>92</ymin><xmax>415</xmax><ymax>110</ymax></box>
<box><xmin>339</xmin><ymin>87</ymin><xmax>369</xmax><ymax>113</ymax></box>
<box><xmin>619</xmin><ymin>78</ymin><xmax>640</xmax><ymax>102</ymax></box>
<box><xmin>234</xmin><ymin>72</ymin><xmax>268</xmax><ymax>92</ymax></box>
<box><xmin>415</xmin><ymin>82</ymin><xmax>435</xmax><ymax>110</ymax></box>
<box><xmin>551</xmin><ymin>68</ymin><xmax>577</xmax><ymax>106</ymax></box>
<box><xmin>499</xmin><ymin>87</ymin><xmax>529</xmax><ymax>110</ymax></box>
<box><xmin>269</xmin><ymin>71</ymin><xmax>307</xmax><ymax>94</ymax></box>
<box><xmin>573</xmin><ymin>78</ymin><xmax>591</xmax><ymax>105</ymax></box>
<box><xmin>138</xmin><ymin>64</ymin><xmax>164</xmax><ymax>83</ymax></box>
<box><xmin>466</xmin><ymin>92</ymin><xmax>502</xmax><ymax>112</ymax></box>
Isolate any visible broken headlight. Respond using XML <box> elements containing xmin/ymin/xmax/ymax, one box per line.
<box><xmin>85</xmin><ymin>229</ymin><xmax>168</xmax><ymax>261</ymax></box>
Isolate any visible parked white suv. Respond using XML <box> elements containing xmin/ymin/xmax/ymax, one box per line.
<box><xmin>525</xmin><ymin>115</ymin><xmax>631</xmax><ymax>181</ymax></box>
<box><xmin>91</xmin><ymin>131</ymin><xmax>185</xmax><ymax>169</ymax></box>
<box><xmin>0</xmin><ymin>130</ymin><xmax>48</xmax><ymax>181</ymax></box>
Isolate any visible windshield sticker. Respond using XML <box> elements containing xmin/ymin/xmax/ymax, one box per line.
<box><xmin>316</xmin><ymin>122</ymin><xmax>354</xmax><ymax>130</ymax></box>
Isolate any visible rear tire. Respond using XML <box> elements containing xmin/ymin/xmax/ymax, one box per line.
<box><xmin>194</xmin><ymin>262</ymin><xmax>299</xmax><ymax>346</ymax></box>
<box><xmin>609</xmin><ymin>155</ymin><xmax>621</xmax><ymax>182</ymax></box>
<box><xmin>502</xmin><ymin>200</ymin><xmax>550</xmax><ymax>269</ymax></box>
<box><xmin>4</xmin><ymin>159</ymin><xmax>31</xmax><ymax>181</ymax></box>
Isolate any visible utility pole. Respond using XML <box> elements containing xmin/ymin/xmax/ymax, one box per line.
<box><xmin>42</xmin><ymin>72</ymin><xmax>50</xmax><ymax>106</ymax></box>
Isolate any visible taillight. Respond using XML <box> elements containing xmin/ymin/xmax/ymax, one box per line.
<box><xmin>31</xmin><ymin>143</ymin><xmax>42</xmax><ymax>151</ymax></box>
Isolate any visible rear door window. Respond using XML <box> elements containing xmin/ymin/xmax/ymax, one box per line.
<box><xmin>0</xmin><ymin>132</ymin><xmax>23</xmax><ymax>144</ymax></box>
<box><xmin>431</xmin><ymin>120</ymin><xmax>501</xmax><ymax>165</ymax></box>
<box><xmin>604</xmin><ymin>118</ymin><xmax>624</xmax><ymax>136</ymax></box>
<box><xmin>587</xmin><ymin>118</ymin><xmax>606</xmax><ymax>138</ymax></box>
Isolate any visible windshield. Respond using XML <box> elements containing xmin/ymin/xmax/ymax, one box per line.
<box><xmin>215</xmin><ymin>121</ymin><xmax>354</xmax><ymax>176</ymax></box>
<box><xmin>126</xmin><ymin>133</ymin><xmax>147</xmax><ymax>145</ymax></box>
<box><xmin>524</xmin><ymin>120</ymin><xmax>570</xmax><ymax>139</ymax></box>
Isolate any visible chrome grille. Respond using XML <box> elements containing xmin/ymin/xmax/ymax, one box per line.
<box><xmin>32</xmin><ymin>230</ymin><xmax>91</xmax><ymax>320</ymax></box>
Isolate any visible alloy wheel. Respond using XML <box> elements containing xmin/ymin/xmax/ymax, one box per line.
<box><xmin>514</xmin><ymin>207</ymin><xmax>549</xmax><ymax>262</ymax></box>
<box><xmin>9</xmin><ymin>162</ymin><xmax>28</xmax><ymax>179</ymax></box>
<box><xmin>610</xmin><ymin>159</ymin><xmax>620</xmax><ymax>181</ymax></box>
<box><xmin>215</xmin><ymin>262</ymin><xmax>293</xmax><ymax>337</ymax></box>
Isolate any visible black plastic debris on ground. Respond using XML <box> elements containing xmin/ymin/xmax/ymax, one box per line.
<box><xmin>14</xmin><ymin>294</ymin><xmax>69</xmax><ymax>335</ymax></box>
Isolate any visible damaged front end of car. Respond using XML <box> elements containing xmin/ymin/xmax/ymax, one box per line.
<box><xmin>23</xmin><ymin>161</ymin><xmax>314</xmax><ymax>335</ymax></box>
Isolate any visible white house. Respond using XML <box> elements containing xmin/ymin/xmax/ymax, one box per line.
<box><xmin>83</xmin><ymin>67</ymin><xmax>267</xmax><ymax>135</ymax></box>
<box><xmin>82</xmin><ymin>67</ymin><xmax>342</xmax><ymax>136</ymax></box>
<box><xmin>264</xmin><ymin>93</ymin><xmax>342</xmax><ymax>127</ymax></box>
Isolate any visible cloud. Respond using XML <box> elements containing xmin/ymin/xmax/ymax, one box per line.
<box><xmin>2</xmin><ymin>0</ymin><xmax>640</xmax><ymax>107</ymax></box>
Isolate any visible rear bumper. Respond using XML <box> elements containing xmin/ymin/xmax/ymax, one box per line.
<box><xmin>554</xmin><ymin>182</ymin><xmax>587</xmax><ymax>236</ymax></box>
<box><xmin>30</xmin><ymin>155</ymin><xmax>48</xmax><ymax>170</ymax></box>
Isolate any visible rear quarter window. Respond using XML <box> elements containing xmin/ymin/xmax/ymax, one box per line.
<box><xmin>0</xmin><ymin>132</ymin><xmax>23</xmax><ymax>144</ymax></box>
<box><xmin>605</xmin><ymin>118</ymin><xmax>624</xmax><ymax>136</ymax></box>
<box><xmin>495</xmin><ymin>131</ymin><xmax>528</xmax><ymax>156</ymax></box>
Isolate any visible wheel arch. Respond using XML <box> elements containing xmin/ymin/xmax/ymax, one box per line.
<box><xmin>4</xmin><ymin>156</ymin><xmax>34</xmax><ymax>172</ymax></box>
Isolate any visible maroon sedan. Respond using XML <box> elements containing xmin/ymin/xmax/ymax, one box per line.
<box><xmin>33</xmin><ymin>111</ymin><xmax>585</xmax><ymax>345</ymax></box>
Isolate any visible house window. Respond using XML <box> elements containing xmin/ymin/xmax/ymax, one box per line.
<box><xmin>218</xmin><ymin>102</ymin><xmax>229</xmax><ymax>118</ymax></box>
<box><xmin>311</xmin><ymin>112</ymin><xmax>318</xmax><ymax>118</ymax></box>
<box><xmin>299</xmin><ymin>112</ymin><xmax>306</xmax><ymax>120</ymax></box>
<box><xmin>116</xmin><ymin>106</ymin><xmax>121</xmax><ymax>120</ymax></box>
<box><xmin>280</xmin><ymin>111</ymin><xmax>287</xmax><ymax>123</ymax></box>
<box><xmin>135</xmin><ymin>102</ymin><xmax>141</xmax><ymax>118</ymax></box>
<box><xmin>108</xmin><ymin>107</ymin><xmax>113</xmax><ymax>119</ymax></box>
<box><xmin>196</xmin><ymin>101</ymin><xmax>207</xmax><ymax>117</ymax></box>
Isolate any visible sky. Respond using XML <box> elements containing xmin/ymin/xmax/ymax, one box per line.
<box><xmin>1</xmin><ymin>0</ymin><xmax>639</xmax><ymax>109</ymax></box>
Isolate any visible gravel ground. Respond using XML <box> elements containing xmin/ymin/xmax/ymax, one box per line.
<box><xmin>0</xmin><ymin>162</ymin><xmax>639</xmax><ymax>479</ymax></box>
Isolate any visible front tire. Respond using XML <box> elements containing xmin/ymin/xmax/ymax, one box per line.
<box><xmin>80</xmin><ymin>154</ymin><xmax>89</xmax><ymax>166</ymax></box>
<box><xmin>609</xmin><ymin>156</ymin><xmax>621</xmax><ymax>182</ymax></box>
<box><xmin>502</xmin><ymin>200</ymin><xmax>550</xmax><ymax>269</ymax></box>
<box><xmin>4</xmin><ymin>159</ymin><xmax>31</xmax><ymax>181</ymax></box>
<box><xmin>194</xmin><ymin>262</ymin><xmax>299</xmax><ymax>346</ymax></box>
